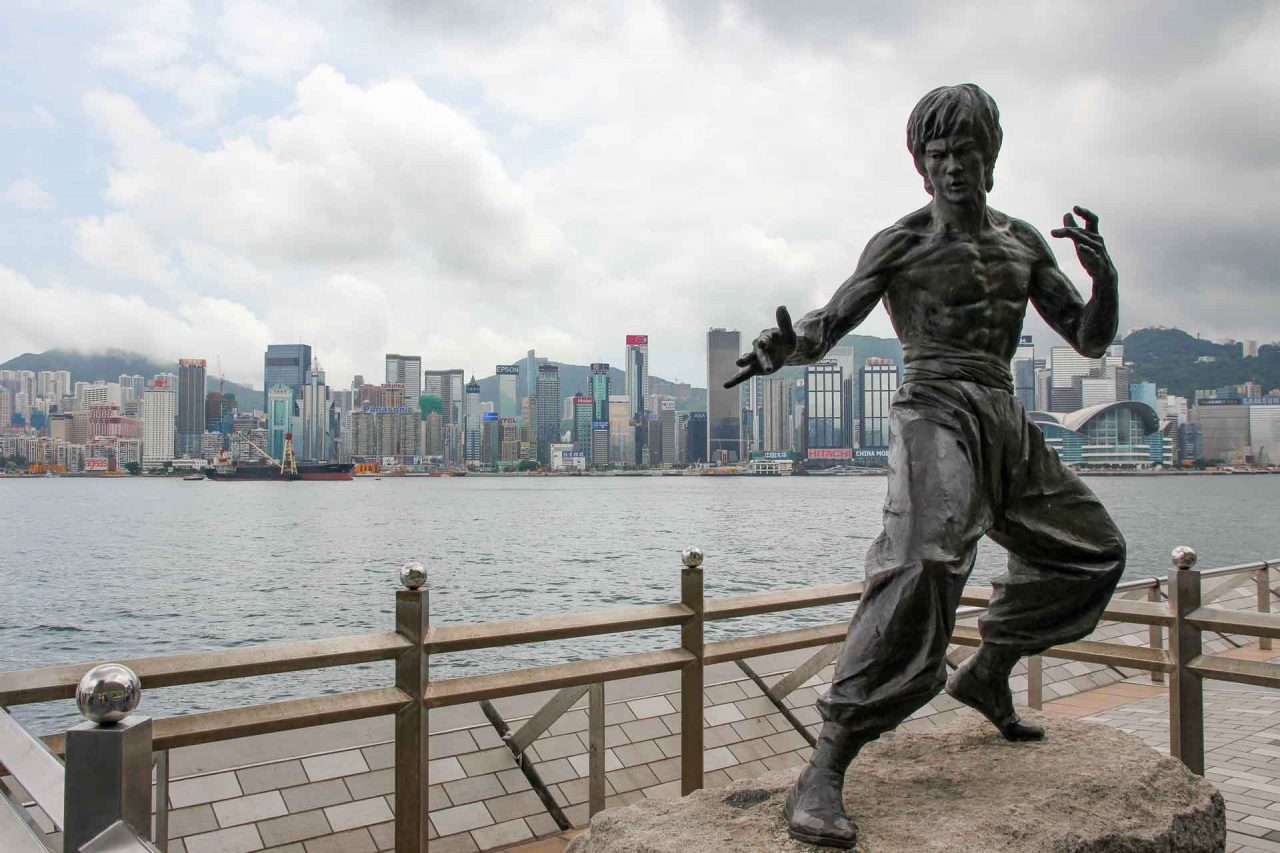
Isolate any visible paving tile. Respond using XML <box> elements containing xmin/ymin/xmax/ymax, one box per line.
<box><xmin>472</xmin><ymin>817</ymin><xmax>535</xmax><ymax>850</ymax></box>
<box><xmin>444</xmin><ymin>773</ymin><xmax>507</xmax><ymax>806</ymax></box>
<box><xmin>703</xmin><ymin>703</ymin><xmax>745</xmax><ymax>726</ymax></box>
<box><xmin>529</xmin><ymin>733</ymin><xmax>586</xmax><ymax>761</ymax></box>
<box><xmin>361</xmin><ymin>743</ymin><xmax>395</xmax><ymax>771</ymax></box>
<box><xmin>168</xmin><ymin>804</ymin><xmax>219</xmax><ymax>840</ymax></box>
<box><xmin>459</xmin><ymin>747</ymin><xmax>516</xmax><ymax>777</ymax></box>
<box><xmin>429</xmin><ymin>730</ymin><xmax>479</xmax><ymax>759</ymax></box>
<box><xmin>184</xmin><ymin>823</ymin><xmax>263</xmax><ymax>853</ymax></box>
<box><xmin>324</xmin><ymin>796</ymin><xmax>394</xmax><ymax>832</ymax></box>
<box><xmin>302</xmin><ymin>750</ymin><xmax>369</xmax><ymax>782</ymax></box>
<box><xmin>345</xmin><ymin>768</ymin><xmax>395</xmax><ymax>800</ymax></box>
<box><xmin>302</xmin><ymin>827</ymin><xmax>376</xmax><ymax>853</ymax></box>
<box><xmin>627</xmin><ymin>696</ymin><xmax>675</xmax><ymax>719</ymax></box>
<box><xmin>612</xmin><ymin>740</ymin><xmax>665</xmax><ymax>768</ymax></box>
<box><xmin>432</xmin><ymin>802</ymin><xmax>494</xmax><ymax>836</ymax></box>
<box><xmin>281</xmin><ymin>779</ymin><xmax>351</xmax><ymax>813</ymax></box>
<box><xmin>213</xmin><ymin>791</ymin><xmax>288</xmax><ymax>828</ymax></box>
<box><xmin>237</xmin><ymin>761</ymin><xmax>309</xmax><ymax>796</ymax></box>
<box><xmin>430</xmin><ymin>756</ymin><xmax>467</xmax><ymax>783</ymax></box>
<box><xmin>430</xmin><ymin>832</ymin><xmax>481</xmax><ymax>852</ymax></box>
<box><xmin>256</xmin><ymin>810</ymin><xmax>332</xmax><ymax>848</ymax></box>
<box><xmin>170</xmin><ymin>771</ymin><xmax>243</xmax><ymax>808</ymax></box>
<box><xmin>486</xmin><ymin>790</ymin><xmax>545</xmax><ymax>823</ymax></box>
<box><xmin>368</xmin><ymin>820</ymin><xmax>394</xmax><ymax>851</ymax></box>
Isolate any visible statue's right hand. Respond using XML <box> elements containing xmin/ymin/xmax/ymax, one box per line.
<box><xmin>724</xmin><ymin>306</ymin><xmax>797</xmax><ymax>388</ymax></box>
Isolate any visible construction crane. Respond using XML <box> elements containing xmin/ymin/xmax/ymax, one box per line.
<box><xmin>237</xmin><ymin>433</ymin><xmax>298</xmax><ymax>477</ymax></box>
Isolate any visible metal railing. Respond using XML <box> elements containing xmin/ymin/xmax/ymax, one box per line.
<box><xmin>0</xmin><ymin>547</ymin><xmax>1275</xmax><ymax>851</ymax></box>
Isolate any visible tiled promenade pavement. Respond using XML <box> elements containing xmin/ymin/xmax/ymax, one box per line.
<box><xmin>8</xmin><ymin>582</ymin><xmax>1273</xmax><ymax>852</ymax></box>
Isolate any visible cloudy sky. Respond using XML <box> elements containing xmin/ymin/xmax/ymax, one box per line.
<box><xmin>1</xmin><ymin>1</ymin><xmax>1276</xmax><ymax>388</ymax></box>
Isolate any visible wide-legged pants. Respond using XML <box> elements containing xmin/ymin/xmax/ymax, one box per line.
<box><xmin>817</xmin><ymin>380</ymin><xmax>1126</xmax><ymax>735</ymax></box>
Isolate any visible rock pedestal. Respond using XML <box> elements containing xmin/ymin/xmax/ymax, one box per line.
<box><xmin>567</xmin><ymin>713</ymin><xmax>1224</xmax><ymax>852</ymax></box>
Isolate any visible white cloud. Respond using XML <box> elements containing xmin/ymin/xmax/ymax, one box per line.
<box><xmin>217</xmin><ymin>0</ymin><xmax>326</xmax><ymax>81</ymax></box>
<box><xmin>0</xmin><ymin>266</ymin><xmax>269</xmax><ymax>380</ymax></box>
<box><xmin>3</xmin><ymin>178</ymin><xmax>54</xmax><ymax>210</ymax></box>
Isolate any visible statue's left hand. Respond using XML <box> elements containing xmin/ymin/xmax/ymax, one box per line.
<box><xmin>1050</xmin><ymin>206</ymin><xmax>1116</xmax><ymax>285</ymax></box>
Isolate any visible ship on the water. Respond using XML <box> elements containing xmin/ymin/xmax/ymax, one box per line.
<box><xmin>203</xmin><ymin>433</ymin><xmax>353</xmax><ymax>481</ymax></box>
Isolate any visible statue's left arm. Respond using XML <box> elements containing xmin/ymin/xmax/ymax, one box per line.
<box><xmin>1028</xmin><ymin>206</ymin><xmax>1118</xmax><ymax>359</ymax></box>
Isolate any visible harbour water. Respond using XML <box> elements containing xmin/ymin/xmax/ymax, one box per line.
<box><xmin>2</xmin><ymin>475</ymin><xmax>1277</xmax><ymax>733</ymax></box>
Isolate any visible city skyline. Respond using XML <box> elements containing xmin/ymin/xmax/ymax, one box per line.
<box><xmin>2</xmin><ymin>5</ymin><xmax>1279</xmax><ymax>388</ymax></box>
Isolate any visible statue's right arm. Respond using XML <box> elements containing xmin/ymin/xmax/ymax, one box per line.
<box><xmin>785</xmin><ymin>227</ymin><xmax>901</xmax><ymax>365</ymax></box>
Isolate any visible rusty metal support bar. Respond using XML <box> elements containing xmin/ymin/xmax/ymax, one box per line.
<box><xmin>588</xmin><ymin>682</ymin><xmax>605</xmax><ymax>818</ymax></box>
<box><xmin>734</xmin><ymin>660</ymin><xmax>817</xmax><ymax>748</ymax></box>
<box><xmin>479</xmin><ymin>701</ymin><xmax>571</xmax><ymax>831</ymax></box>
<box><xmin>680</xmin><ymin>550</ymin><xmax>704</xmax><ymax>796</ymax></box>
<box><xmin>1148</xmin><ymin>584</ymin><xmax>1166</xmax><ymax>684</ymax></box>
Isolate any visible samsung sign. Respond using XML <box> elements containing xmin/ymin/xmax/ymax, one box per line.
<box><xmin>362</xmin><ymin>406</ymin><xmax>415</xmax><ymax>414</ymax></box>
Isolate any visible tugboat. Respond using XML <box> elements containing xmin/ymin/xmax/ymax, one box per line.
<box><xmin>203</xmin><ymin>434</ymin><xmax>353</xmax><ymax>481</ymax></box>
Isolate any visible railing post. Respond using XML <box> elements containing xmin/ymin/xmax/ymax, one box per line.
<box><xmin>680</xmin><ymin>547</ymin><xmax>704</xmax><ymax>796</ymax></box>
<box><xmin>395</xmin><ymin>563</ymin><xmax>430</xmax><ymax>853</ymax></box>
<box><xmin>1026</xmin><ymin>655</ymin><xmax>1042</xmax><ymax>710</ymax></box>
<box><xmin>1148</xmin><ymin>582</ymin><xmax>1166</xmax><ymax>684</ymax></box>
<box><xmin>588</xmin><ymin>683</ymin><xmax>605</xmax><ymax>818</ymax></box>
<box><xmin>1168</xmin><ymin>546</ymin><xmax>1204</xmax><ymax>776</ymax></box>
<box><xmin>64</xmin><ymin>664</ymin><xmax>153</xmax><ymax>851</ymax></box>
<box><xmin>1258</xmin><ymin>563</ymin><xmax>1272</xmax><ymax>652</ymax></box>
<box><xmin>153</xmin><ymin>750</ymin><xmax>170</xmax><ymax>852</ymax></box>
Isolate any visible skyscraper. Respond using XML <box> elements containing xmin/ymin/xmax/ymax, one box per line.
<box><xmin>299</xmin><ymin>359</ymin><xmax>332</xmax><ymax>461</ymax></box>
<box><xmin>176</xmin><ymin>358</ymin><xmax>207</xmax><ymax>458</ymax></box>
<box><xmin>142</xmin><ymin>380</ymin><xmax>176</xmax><ymax>468</ymax></box>
<box><xmin>535</xmin><ymin>364</ymin><xmax>561</xmax><ymax>465</ymax></box>
<box><xmin>264</xmin><ymin>344</ymin><xmax>312</xmax><ymax>403</ymax></box>
<box><xmin>572</xmin><ymin>394</ymin><xmax>592</xmax><ymax>451</ymax></box>
<box><xmin>660</xmin><ymin>400</ymin><xmax>677</xmax><ymax>466</ymax></box>
<box><xmin>424</xmin><ymin>368</ymin><xmax>465</xmax><ymax>463</ymax></box>
<box><xmin>625</xmin><ymin>335</ymin><xmax>649</xmax><ymax>421</ymax></box>
<box><xmin>805</xmin><ymin>360</ymin><xmax>845</xmax><ymax>452</ymax></box>
<box><xmin>861</xmin><ymin>358</ymin><xmax>899</xmax><ymax>449</ymax></box>
<box><xmin>1012</xmin><ymin>336</ymin><xmax>1036</xmax><ymax>411</ymax></box>
<box><xmin>496</xmin><ymin>365</ymin><xmax>520</xmax><ymax>420</ymax></box>
<box><xmin>266</xmin><ymin>384</ymin><xmax>293</xmax><ymax>460</ymax></box>
<box><xmin>384</xmin><ymin>354</ymin><xmax>422</xmax><ymax>402</ymax></box>
<box><xmin>464</xmin><ymin>376</ymin><xmax>481</xmax><ymax>463</ymax></box>
<box><xmin>761</xmin><ymin>377</ymin><xmax>793</xmax><ymax>452</ymax></box>
<box><xmin>706</xmin><ymin>328</ymin><xmax>742</xmax><ymax>462</ymax></box>
<box><xmin>588</xmin><ymin>363</ymin><xmax>610</xmax><ymax>467</ymax></box>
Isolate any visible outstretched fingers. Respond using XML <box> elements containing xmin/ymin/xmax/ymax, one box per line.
<box><xmin>775</xmin><ymin>305</ymin><xmax>795</xmax><ymax>342</ymax></box>
<box><xmin>1073</xmin><ymin>205</ymin><xmax>1100</xmax><ymax>233</ymax></box>
<box><xmin>725</xmin><ymin>360</ymin><xmax>759</xmax><ymax>389</ymax></box>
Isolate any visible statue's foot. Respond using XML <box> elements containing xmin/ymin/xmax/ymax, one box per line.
<box><xmin>946</xmin><ymin>657</ymin><xmax>1045</xmax><ymax>742</ymax></box>
<box><xmin>783</xmin><ymin>766</ymin><xmax>858</xmax><ymax>849</ymax></box>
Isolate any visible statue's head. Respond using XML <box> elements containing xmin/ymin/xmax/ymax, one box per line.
<box><xmin>907</xmin><ymin>84</ymin><xmax>1002</xmax><ymax>196</ymax></box>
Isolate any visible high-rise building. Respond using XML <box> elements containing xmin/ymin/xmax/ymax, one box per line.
<box><xmin>424</xmin><ymin>368</ymin><xmax>465</xmax><ymax>463</ymax></box>
<box><xmin>176</xmin><ymin>358</ymin><xmax>207</xmax><ymax>458</ymax></box>
<box><xmin>1050</xmin><ymin>346</ymin><xmax>1101</xmax><ymax>401</ymax></box>
<box><xmin>119</xmin><ymin>374</ymin><xmax>145</xmax><ymax>408</ymax></box>
<box><xmin>299</xmin><ymin>359</ymin><xmax>332</xmax><ymax>461</ymax></box>
<box><xmin>760</xmin><ymin>378</ymin><xmax>793</xmax><ymax>453</ymax></box>
<box><xmin>572</xmin><ymin>394</ymin><xmax>592</xmax><ymax>451</ymax></box>
<box><xmin>1034</xmin><ymin>367</ymin><xmax>1052</xmax><ymax>412</ymax></box>
<box><xmin>608</xmin><ymin>395</ymin><xmax>633</xmax><ymax>465</ymax></box>
<box><xmin>660</xmin><ymin>400</ymin><xmax>677</xmax><ymax>466</ymax></box>
<box><xmin>805</xmin><ymin>361</ymin><xmax>845</xmax><ymax>451</ymax></box>
<box><xmin>625</xmin><ymin>335</ymin><xmax>649</xmax><ymax>421</ymax></box>
<box><xmin>499</xmin><ymin>417</ymin><xmax>520</xmax><ymax>463</ymax></box>
<box><xmin>861</xmin><ymin>358</ymin><xmax>899</xmax><ymax>449</ymax></box>
<box><xmin>685</xmin><ymin>411</ymin><xmax>708</xmax><ymax>464</ymax></box>
<box><xmin>384</xmin><ymin>354</ymin><xmax>422</xmax><ymax>403</ymax></box>
<box><xmin>587</xmin><ymin>363</ymin><xmax>610</xmax><ymax>467</ymax></box>
<box><xmin>264</xmin><ymin>344</ymin><xmax>312</xmax><ymax>403</ymax></box>
<box><xmin>142</xmin><ymin>381</ymin><xmax>176</xmax><ymax>468</ymax></box>
<box><xmin>0</xmin><ymin>386</ymin><xmax>13</xmax><ymax>430</ymax></box>
<box><xmin>496</xmin><ymin>365</ymin><xmax>520</xmax><ymax>420</ymax></box>
<box><xmin>535</xmin><ymin>365</ymin><xmax>561</xmax><ymax>465</ymax></box>
<box><xmin>464</xmin><ymin>376</ymin><xmax>481</xmax><ymax>463</ymax></box>
<box><xmin>1012</xmin><ymin>336</ymin><xmax>1035</xmax><ymax>411</ymax></box>
<box><xmin>266</xmin><ymin>383</ymin><xmax>293</xmax><ymax>460</ymax></box>
<box><xmin>706</xmin><ymin>328</ymin><xmax>742</xmax><ymax>462</ymax></box>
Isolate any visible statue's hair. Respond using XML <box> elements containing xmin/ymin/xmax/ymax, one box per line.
<box><xmin>906</xmin><ymin>84</ymin><xmax>1002</xmax><ymax>193</ymax></box>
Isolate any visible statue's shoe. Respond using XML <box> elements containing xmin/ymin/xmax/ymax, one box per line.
<box><xmin>783</xmin><ymin>767</ymin><xmax>859</xmax><ymax>849</ymax></box>
<box><xmin>945</xmin><ymin>659</ymin><xmax>1046</xmax><ymax>742</ymax></box>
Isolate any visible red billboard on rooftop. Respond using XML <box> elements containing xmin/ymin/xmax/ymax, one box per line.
<box><xmin>626</xmin><ymin>334</ymin><xmax>648</xmax><ymax>345</ymax></box>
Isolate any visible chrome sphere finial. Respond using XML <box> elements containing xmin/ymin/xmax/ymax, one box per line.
<box><xmin>681</xmin><ymin>547</ymin><xmax>704</xmax><ymax>569</ymax></box>
<box><xmin>400</xmin><ymin>561</ymin><xmax>426</xmax><ymax>590</ymax></box>
<box><xmin>76</xmin><ymin>663</ymin><xmax>141</xmax><ymax>725</ymax></box>
<box><xmin>1171</xmin><ymin>546</ymin><xmax>1198</xmax><ymax>571</ymax></box>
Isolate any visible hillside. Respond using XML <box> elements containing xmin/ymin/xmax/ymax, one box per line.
<box><xmin>1122</xmin><ymin>328</ymin><xmax>1280</xmax><ymax>399</ymax></box>
<box><xmin>0</xmin><ymin>349</ymin><xmax>264</xmax><ymax>410</ymax></box>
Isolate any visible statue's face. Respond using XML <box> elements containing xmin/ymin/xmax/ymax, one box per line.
<box><xmin>923</xmin><ymin>135</ymin><xmax>986</xmax><ymax>204</ymax></box>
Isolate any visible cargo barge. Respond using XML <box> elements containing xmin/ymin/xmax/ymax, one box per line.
<box><xmin>202</xmin><ymin>433</ymin><xmax>353</xmax><ymax>481</ymax></box>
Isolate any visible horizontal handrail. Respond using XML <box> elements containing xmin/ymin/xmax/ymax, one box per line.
<box><xmin>43</xmin><ymin>687</ymin><xmax>409</xmax><ymax>756</ymax></box>
<box><xmin>0</xmin><ymin>710</ymin><xmax>63</xmax><ymax>828</ymax></box>
<box><xmin>0</xmin><ymin>632</ymin><xmax>409</xmax><ymax>707</ymax></box>
<box><xmin>1186</xmin><ymin>606</ymin><xmax>1280</xmax><ymax>640</ymax></box>
<box><xmin>0</xmin><ymin>793</ymin><xmax>47</xmax><ymax>853</ymax></box>
<box><xmin>428</xmin><ymin>604</ymin><xmax>693</xmax><ymax>653</ymax></box>
<box><xmin>1188</xmin><ymin>654</ymin><xmax>1280</xmax><ymax>690</ymax></box>
<box><xmin>426</xmin><ymin>648</ymin><xmax>693</xmax><ymax>709</ymax></box>
<box><xmin>705</xmin><ymin>582</ymin><xmax>862</xmax><ymax>621</ymax></box>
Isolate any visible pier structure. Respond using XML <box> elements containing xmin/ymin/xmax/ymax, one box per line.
<box><xmin>1</xmin><ymin>549</ymin><xmax>1277</xmax><ymax>852</ymax></box>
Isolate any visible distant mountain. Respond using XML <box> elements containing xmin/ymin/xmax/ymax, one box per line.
<box><xmin>1122</xmin><ymin>328</ymin><xmax>1280</xmax><ymax>398</ymax></box>
<box><xmin>0</xmin><ymin>349</ymin><xmax>265</xmax><ymax>410</ymax></box>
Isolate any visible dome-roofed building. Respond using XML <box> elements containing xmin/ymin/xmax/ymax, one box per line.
<box><xmin>1029</xmin><ymin>401</ymin><xmax>1171</xmax><ymax>468</ymax></box>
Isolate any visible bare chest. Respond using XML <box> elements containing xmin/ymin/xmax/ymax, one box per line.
<box><xmin>892</xmin><ymin>237</ymin><xmax>1036</xmax><ymax>305</ymax></box>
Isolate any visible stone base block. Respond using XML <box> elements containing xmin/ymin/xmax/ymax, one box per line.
<box><xmin>567</xmin><ymin>712</ymin><xmax>1224</xmax><ymax>852</ymax></box>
